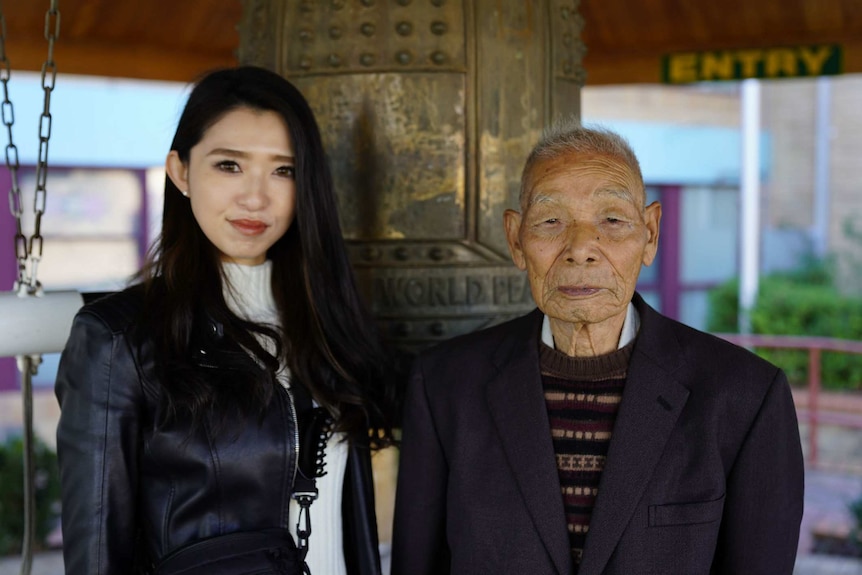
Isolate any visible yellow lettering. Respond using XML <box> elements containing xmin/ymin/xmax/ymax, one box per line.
<box><xmin>765</xmin><ymin>49</ymin><xmax>797</xmax><ymax>77</ymax></box>
<box><xmin>668</xmin><ymin>53</ymin><xmax>699</xmax><ymax>83</ymax></box>
<box><xmin>700</xmin><ymin>52</ymin><xmax>734</xmax><ymax>80</ymax></box>
<box><xmin>735</xmin><ymin>50</ymin><xmax>764</xmax><ymax>77</ymax></box>
<box><xmin>798</xmin><ymin>46</ymin><xmax>833</xmax><ymax>75</ymax></box>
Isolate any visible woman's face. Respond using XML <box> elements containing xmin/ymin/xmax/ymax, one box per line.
<box><xmin>166</xmin><ymin>106</ymin><xmax>297</xmax><ymax>266</ymax></box>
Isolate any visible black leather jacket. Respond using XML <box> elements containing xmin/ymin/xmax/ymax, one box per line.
<box><xmin>55</xmin><ymin>287</ymin><xmax>381</xmax><ymax>575</ymax></box>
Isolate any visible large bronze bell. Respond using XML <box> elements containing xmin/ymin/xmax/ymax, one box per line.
<box><xmin>239</xmin><ymin>0</ymin><xmax>585</xmax><ymax>351</ymax></box>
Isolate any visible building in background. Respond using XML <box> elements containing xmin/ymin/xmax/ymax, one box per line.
<box><xmin>583</xmin><ymin>75</ymin><xmax>862</xmax><ymax>328</ymax></box>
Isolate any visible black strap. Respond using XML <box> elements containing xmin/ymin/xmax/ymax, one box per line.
<box><xmin>292</xmin><ymin>390</ymin><xmax>333</xmax><ymax>575</ymax></box>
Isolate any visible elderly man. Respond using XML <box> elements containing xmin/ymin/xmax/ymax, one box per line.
<box><xmin>391</xmin><ymin>123</ymin><xmax>803</xmax><ymax>575</ymax></box>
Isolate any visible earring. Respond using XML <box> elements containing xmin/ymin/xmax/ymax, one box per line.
<box><xmin>180</xmin><ymin>190</ymin><xmax>189</xmax><ymax>198</ymax></box>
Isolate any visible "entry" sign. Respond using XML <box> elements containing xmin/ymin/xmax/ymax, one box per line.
<box><xmin>662</xmin><ymin>45</ymin><xmax>843</xmax><ymax>83</ymax></box>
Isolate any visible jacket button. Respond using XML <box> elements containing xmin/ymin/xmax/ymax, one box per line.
<box><xmin>209</xmin><ymin>322</ymin><xmax>224</xmax><ymax>339</ymax></box>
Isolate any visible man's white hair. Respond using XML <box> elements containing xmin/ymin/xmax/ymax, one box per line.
<box><xmin>519</xmin><ymin>117</ymin><xmax>645</xmax><ymax>209</ymax></box>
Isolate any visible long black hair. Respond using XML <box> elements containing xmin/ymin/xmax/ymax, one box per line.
<box><xmin>137</xmin><ymin>66</ymin><xmax>395</xmax><ymax>447</ymax></box>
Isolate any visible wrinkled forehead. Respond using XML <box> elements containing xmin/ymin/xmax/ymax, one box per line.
<box><xmin>523</xmin><ymin>152</ymin><xmax>645</xmax><ymax>208</ymax></box>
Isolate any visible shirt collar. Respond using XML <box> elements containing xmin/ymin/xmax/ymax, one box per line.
<box><xmin>541</xmin><ymin>302</ymin><xmax>640</xmax><ymax>350</ymax></box>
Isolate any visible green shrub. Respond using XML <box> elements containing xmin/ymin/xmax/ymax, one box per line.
<box><xmin>707</xmin><ymin>263</ymin><xmax>862</xmax><ymax>391</ymax></box>
<box><xmin>707</xmin><ymin>278</ymin><xmax>740</xmax><ymax>334</ymax></box>
<box><xmin>0</xmin><ymin>435</ymin><xmax>61</xmax><ymax>556</ymax></box>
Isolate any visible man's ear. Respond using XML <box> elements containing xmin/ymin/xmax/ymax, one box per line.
<box><xmin>642</xmin><ymin>201</ymin><xmax>662</xmax><ymax>266</ymax></box>
<box><xmin>504</xmin><ymin>209</ymin><xmax>527</xmax><ymax>270</ymax></box>
<box><xmin>165</xmin><ymin>151</ymin><xmax>190</xmax><ymax>197</ymax></box>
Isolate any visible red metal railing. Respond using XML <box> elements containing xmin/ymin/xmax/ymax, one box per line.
<box><xmin>714</xmin><ymin>333</ymin><xmax>862</xmax><ymax>468</ymax></box>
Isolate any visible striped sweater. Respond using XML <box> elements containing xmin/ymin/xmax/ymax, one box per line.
<box><xmin>540</xmin><ymin>341</ymin><xmax>633</xmax><ymax>571</ymax></box>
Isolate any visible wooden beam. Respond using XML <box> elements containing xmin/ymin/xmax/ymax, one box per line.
<box><xmin>3</xmin><ymin>38</ymin><xmax>238</xmax><ymax>83</ymax></box>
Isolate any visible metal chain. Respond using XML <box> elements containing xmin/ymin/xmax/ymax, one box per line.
<box><xmin>0</xmin><ymin>3</ymin><xmax>27</xmax><ymax>288</ymax></box>
<box><xmin>0</xmin><ymin>0</ymin><xmax>60</xmax><ymax>293</ymax></box>
<box><xmin>0</xmin><ymin>5</ymin><xmax>60</xmax><ymax>575</ymax></box>
<box><xmin>28</xmin><ymin>0</ymin><xmax>61</xmax><ymax>291</ymax></box>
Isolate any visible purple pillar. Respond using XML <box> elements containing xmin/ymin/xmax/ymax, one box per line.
<box><xmin>1</xmin><ymin>166</ymin><xmax>20</xmax><ymax>391</ymax></box>
<box><xmin>660</xmin><ymin>185</ymin><xmax>682</xmax><ymax>321</ymax></box>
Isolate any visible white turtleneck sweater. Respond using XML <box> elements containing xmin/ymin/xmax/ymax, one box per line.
<box><xmin>222</xmin><ymin>260</ymin><xmax>349</xmax><ymax>575</ymax></box>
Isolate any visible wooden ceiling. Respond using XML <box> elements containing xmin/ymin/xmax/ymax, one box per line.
<box><xmin>1</xmin><ymin>1</ymin><xmax>244</xmax><ymax>82</ymax></box>
<box><xmin>2</xmin><ymin>0</ymin><xmax>861</xmax><ymax>85</ymax></box>
<box><xmin>581</xmin><ymin>0</ymin><xmax>862</xmax><ymax>84</ymax></box>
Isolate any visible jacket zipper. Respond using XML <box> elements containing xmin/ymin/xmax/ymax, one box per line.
<box><xmin>283</xmin><ymin>378</ymin><xmax>300</xmax><ymax>499</ymax></box>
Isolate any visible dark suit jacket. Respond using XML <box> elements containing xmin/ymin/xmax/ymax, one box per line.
<box><xmin>391</xmin><ymin>294</ymin><xmax>803</xmax><ymax>575</ymax></box>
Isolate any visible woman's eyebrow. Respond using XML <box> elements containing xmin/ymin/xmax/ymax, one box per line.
<box><xmin>206</xmin><ymin>148</ymin><xmax>295</xmax><ymax>162</ymax></box>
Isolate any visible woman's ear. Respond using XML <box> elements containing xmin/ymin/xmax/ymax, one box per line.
<box><xmin>165</xmin><ymin>151</ymin><xmax>190</xmax><ymax>197</ymax></box>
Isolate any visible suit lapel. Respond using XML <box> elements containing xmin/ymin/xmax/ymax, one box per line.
<box><xmin>577</xmin><ymin>297</ymin><xmax>691</xmax><ymax>575</ymax></box>
<box><xmin>486</xmin><ymin>311</ymin><xmax>572</xmax><ymax>575</ymax></box>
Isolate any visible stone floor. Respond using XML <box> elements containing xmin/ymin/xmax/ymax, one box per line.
<box><xmin>795</xmin><ymin>467</ymin><xmax>862</xmax><ymax>575</ymax></box>
<box><xmin>795</xmin><ymin>555</ymin><xmax>862</xmax><ymax>575</ymax></box>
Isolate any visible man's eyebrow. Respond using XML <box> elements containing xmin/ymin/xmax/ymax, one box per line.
<box><xmin>528</xmin><ymin>193</ymin><xmax>558</xmax><ymax>207</ymax></box>
<box><xmin>595</xmin><ymin>187</ymin><xmax>635</xmax><ymax>203</ymax></box>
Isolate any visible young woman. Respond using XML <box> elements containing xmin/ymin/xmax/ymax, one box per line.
<box><xmin>55</xmin><ymin>66</ymin><xmax>396</xmax><ymax>575</ymax></box>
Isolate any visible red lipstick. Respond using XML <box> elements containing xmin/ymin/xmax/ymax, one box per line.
<box><xmin>230</xmin><ymin>219</ymin><xmax>267</xmax><ymax>235</ymax></box>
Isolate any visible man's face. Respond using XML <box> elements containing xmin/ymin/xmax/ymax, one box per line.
<box><xmin>504</xmin><ymin>152</ymin><xmax>661</xmax><ymax>330</ymax></box>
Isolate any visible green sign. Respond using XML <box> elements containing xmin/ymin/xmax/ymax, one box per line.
<box><xmin>662</xmin><ymin>45</ymin><xmax>843</xmax><ymax>83</ymax></box>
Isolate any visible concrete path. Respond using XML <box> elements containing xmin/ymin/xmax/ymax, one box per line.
<box><xmin>796</xmin><ymin>468</ymin><xmax>862</xmax><ymax>574</ymax></box>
